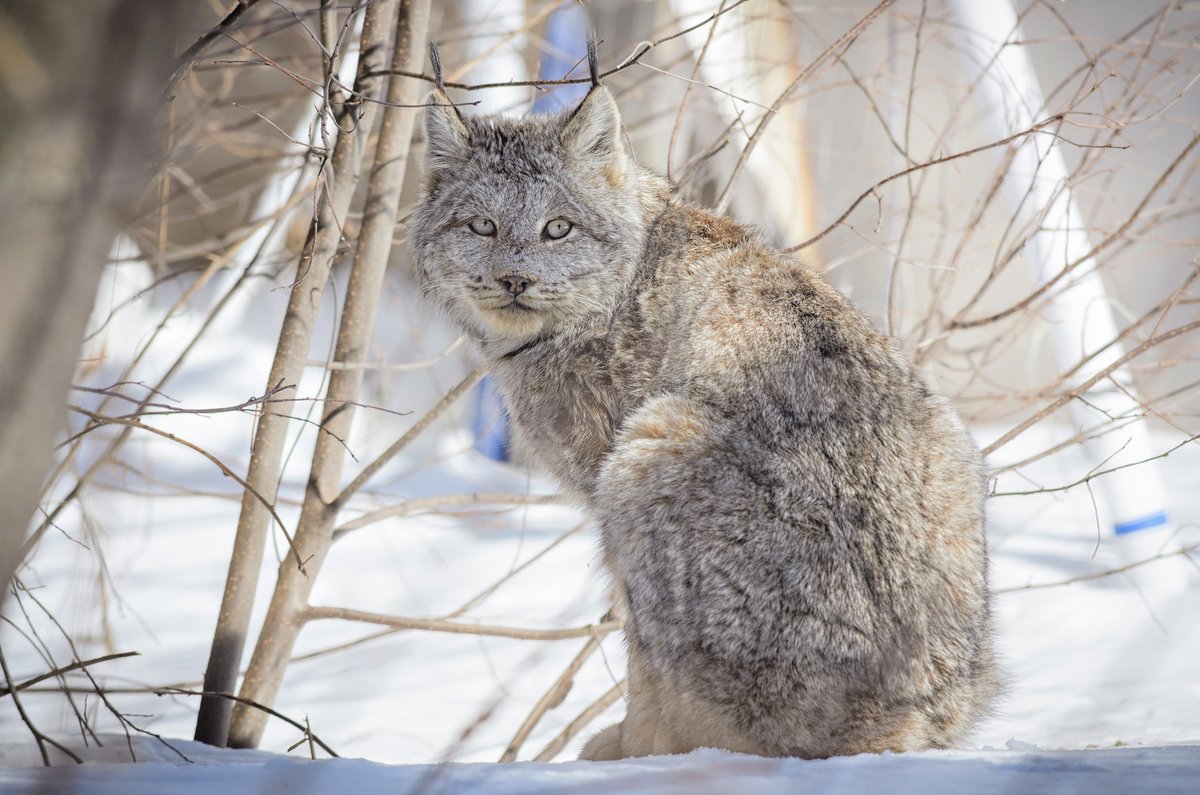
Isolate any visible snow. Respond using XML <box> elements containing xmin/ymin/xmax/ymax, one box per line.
<box><xmin>4</xmin><ymin>260</ymin><xmax>1199</xmax><ymax>791</ymax></box>
<box><xmin>1</xmin><ymin>737</ymin><xmax>1199</xmax><ymax>794</ymax></box>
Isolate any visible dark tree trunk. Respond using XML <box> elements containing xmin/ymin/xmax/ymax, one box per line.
<box><xmin>0</xmin><ymin>2</ymin><xmax>200</xmax><ymax>601</ymax></box>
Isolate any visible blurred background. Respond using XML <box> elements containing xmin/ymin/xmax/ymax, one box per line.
<box><xmin>1</xmin><ymin>0</ymin><xmax>1197</xmax><ymax>767</ymax></box>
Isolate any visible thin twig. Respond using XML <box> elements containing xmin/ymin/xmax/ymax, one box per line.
<box><xmin>996</xmin><ymin>541</ymin><xmax>1200</xmax><ymax>593</ymax></box>
<box><xmin>333</xmin><ymin>365</ymin><xmax>486</xmax><ymax>507</ymax></box>
<box><xmin>292</xmin><ymin>522</ymin><xmax>588</xmax><ymax>663</ymax></box>
<box><xmin>0</xmin><ymin>651</ymin><xmax>140</xmax><ymax>698</ymax></box>
<box><xmin>982</xmin><ymin>318</ymin><xmax>1200</xmax><ymax>456</ymax></box>
<box><xmin>500</xmin><ymin>635</ymin><xmax>604</xmax><ymax>762</ymax></box>
<box><xmin>65</xmin><ymin>405</ymin><xmax>309</xmax><ymax>573</ymax></box>
<box><xmin>366</xmin><ymin>0</ymin><xmax>755</xmax><ymax>91</ymax></box>
<box><xmin>783</xmin><ymin>115</ymin><xmax>1069</xmax><ymax>253</ymax></box>
<box><xmin>0</xmin><ymin>643</ymin><xmax>83</xmax><ymax>765</ymax></box>
<box><xmin>992</xmin><ymin>433</ymin><xmax>1200</xmax><ymax>497</ymax></box>
<box><xmin>666</xmin><ymin>0</ymin><xmax>727</xmax><ymax>182</ymax></box>
<box><xmin>155</xmin><ymin>688</ymin><xmax>339</xmax><ymax>757</ymax></box>
<box><xmin>532</xmin><ymin>679</ymin><xmax>625</xmax><ymax>762</ymax></box>
<box><xmin>304</xmin><ymin>606</ymin><xmax>623</xmax><ymax>641</ymax></box>
<box><xmin>334</xmin><ymin>492</ymin><xmax>562</xmax><ymax>537</ymax></box>
<box><xmin>168</xmin><ymin>0</ymin><xmax>268</xmax><ymax>98</ymax></box>
<box><xmin>714</xmin><ymin>0</ymin><xmax>896</xmax><ymax>213</ymax></box>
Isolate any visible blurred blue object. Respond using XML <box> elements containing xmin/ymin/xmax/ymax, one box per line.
<box><xmin>532</xmin><ymin>3</ymin><xmax>592</xmax><ymax>112</ymax></box>
<box><xmin>474</xmin><ymin>1</ymin><xmax>591</xmax><ymax>461</ymax></box>
<box><xmin>472</xmin><ymin>373</ymin><xmax>511</xmax><ymax>461</ymax></box>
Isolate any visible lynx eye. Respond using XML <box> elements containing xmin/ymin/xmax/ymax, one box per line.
<box><xmin>467</xmin><ymin>217</ymin><xmax>496</xmax><ymax>236</ymax></box>
<box><xmin>543</xmin><ymin>218</ymin><xmax>572</xmax><ymax>240</ymax></box>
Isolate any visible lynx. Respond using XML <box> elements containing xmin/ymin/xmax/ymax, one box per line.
<box><xmin>410</xmin><ymin>48</ymin><xmax>999</xmax><ymax>760</ymax></box>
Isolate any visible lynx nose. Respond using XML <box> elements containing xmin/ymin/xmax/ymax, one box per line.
<box><xmin>497</xmin><ymin>273</ymin><xmax>534</xmax><ymax>296</ymax></box>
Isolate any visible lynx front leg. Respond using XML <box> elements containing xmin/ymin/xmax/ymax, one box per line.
<box><xmin>579</xmin><ymin>722</ymin><xmax>624</xmax><ymax>761</ymax></box>
<box><xmin>578</xmin><ymin>629</ymin><xmax>762</xmax><ymax>759</ymax></box>
<box><xmin>576</xmin><ymin>643</ymin><xmax>697</xmax><ymax>759</ymax></box>
<box><xmin>582</xmin><ymin>394</ymin><xmax>765</xmax><ymax>760</ymax></box>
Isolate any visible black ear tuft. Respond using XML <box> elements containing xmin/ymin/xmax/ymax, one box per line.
<box><xmin>586</xmin><ymin>29</ymin><xmax>600</xmax><ymax>88</ymax></box>
<box><xmin>424</xmin><ymin>43</ymin><xmax>468</xmax><ymax>173</ymax></box>
<box><xmin>429</xmin><ymin>40</ymin><xmax>445</xmax><ymax>91</ymax></box>
<box><xmin>423</xmin><ymin>40</ymin><xmax>468</xmax><ymax>172</ymax></box>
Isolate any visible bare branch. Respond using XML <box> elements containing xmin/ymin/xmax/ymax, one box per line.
<box><xmin>334</xmin><ymin>492</ymin><xmax>562</xmax><ymax>538</ymax></box>
<box><xmin>714</xmin><ymin>0</ymin><xmax>896</xmax><ymax>213</ymax></box>
<box><xmin>158</xmin><ymin>688</ymin><xmax>338</xmax><ymax>757</ymax></box>
<box><xmin>532</xmin><ymin>679</ymin><xmax>625</xmax><ymax>762</ymax></box>
<box><xmin>304</xmin><ymin>606</ymin><xmax>623</xmax><ymax>642</ymax></box>
<box><xmin>168</xmin><ymin>0</ymin><xmax>269</xmax><ymax>98</ymax></box>
<box><xmin>500</xmin><ymin>635</ymin><xmax>604</xmax><ymax>762</ymax></box>
<box><xmin>334</xmin><ymin>365</ymin><xmax>486</xmax><ymax>507</ymax></box>
<box><xmin>982</xmin><ymin>319</ymin><xmax>1200</xmax><ymax>456</ymax></box>
<box><xmin>0</xmin><ymin>651</ymin><xmax>139</xmax><ymax>698</ymax></box>
<box><xmin>784</xmin><ymin>115</ymin><xmax>1069</xmax><ymax>254</ymax></box>
<box><xmin>996</xmin><ymin>541</ymin><xmax>1200</xmax><ymax>594</ymax></box>
<box><xmin>65</xmin><ymin>405</ymin><xmax>309</xmax><ymax>573</ymax></box>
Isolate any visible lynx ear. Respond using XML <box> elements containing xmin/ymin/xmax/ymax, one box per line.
<box><xmin>424</xmin><ymin>42</ymin><xmax>469</xmax><ymax>171</ymax></box>
<box><xmin>563</xmin><ymin>87</ymin><xmax>625</xmax><ymax>182</ymax></box>
<box><xmin>424</xmin><ymin>89</ymin><xmax>469</xmax><ymax>171</ymax></box>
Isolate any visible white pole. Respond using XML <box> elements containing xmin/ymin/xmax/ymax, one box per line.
<box><xmin>947</xmin><ymin>0</ymin><xmax>1184</xmax><ymax>591</ymax></box>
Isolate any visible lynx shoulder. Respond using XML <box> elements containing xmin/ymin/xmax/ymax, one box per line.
<box><xmin>411</xmin><ymin>75</ymin><xmax>999</xmax><ymax>759</ymax></box>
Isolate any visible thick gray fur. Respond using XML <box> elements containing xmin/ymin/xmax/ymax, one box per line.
<box><xmin>410</xmin><ymin>81</ymin><xmax>1000</xmax><ymax>759</ymax></box>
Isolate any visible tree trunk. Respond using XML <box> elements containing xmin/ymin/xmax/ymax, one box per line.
<box><xmin>194</xmin><ymin>0</ymin><xmax>401</xmax><ymax>747</ymax></box>
<box><xmin>225</xmin><ymin>0</ymin><xmax>433</xmax><ymax>749</ymax></box>
<box><xmin>0</xmin><ymin>1</ymin><xmax>197</xmax><ymax>605</ymax></box>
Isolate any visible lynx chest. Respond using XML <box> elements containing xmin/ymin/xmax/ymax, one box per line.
<box><xmin>490</xmin><ymin>334</ymin><xmax>643</xmax><ymax>500</ymax></box>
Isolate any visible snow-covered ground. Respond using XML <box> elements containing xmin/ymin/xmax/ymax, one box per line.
<box><xmin>2</xmin><ymin>263</ymin><xmax>1198</xmax><ymax>791</ymax></box>
<box><xmin>3</xmin><ymin>737</ymin><xmax>1200</xmax><ymax>794</ymax></box>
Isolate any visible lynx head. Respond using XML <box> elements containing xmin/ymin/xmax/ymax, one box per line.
<box><xmin>410</xmin><ymin>66</ymin><xmax>657</xmax><ymax>348</ymax></box>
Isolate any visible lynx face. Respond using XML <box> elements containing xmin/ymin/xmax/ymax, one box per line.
<box><xmin>411</xmin><ymin>88</ymin><xmax>649</xmax><ymax>345</ymax></box>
